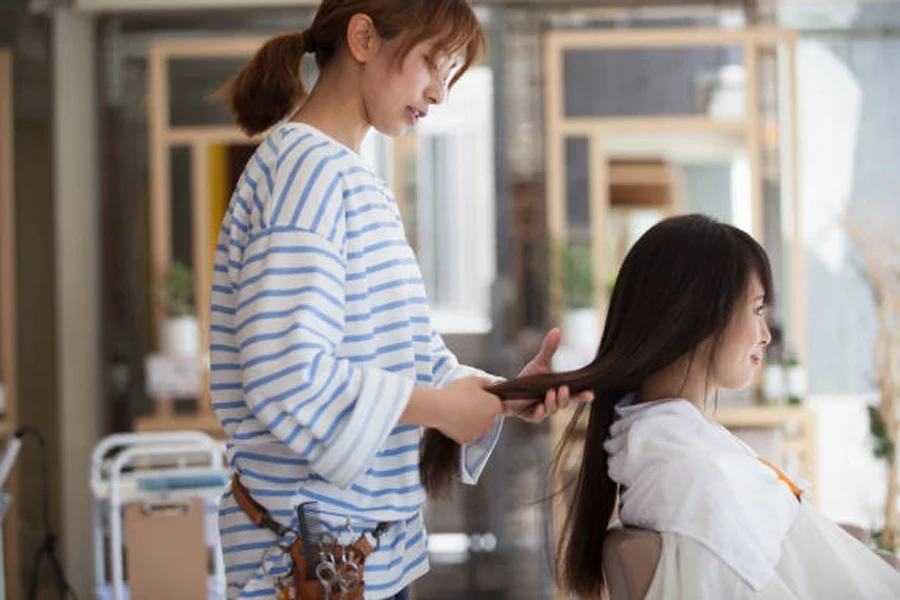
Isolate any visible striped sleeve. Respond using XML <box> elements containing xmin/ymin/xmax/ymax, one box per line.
<box><xmin>234</xmin><ymin>227</ymin><xmax>414</xmax><ymax>488</ymax></box>
<box><xmin>429</xmin><ymin>328</ymin><xmax>504</xmax><ymax>485</ymax></box>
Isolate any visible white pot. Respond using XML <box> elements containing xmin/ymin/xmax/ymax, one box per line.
<box><xmin>763</xmin><ymin>364</ymin><xmax>785</xmax><ymax>404</ymax></box>
<box><xmin>161</xmin><ymin>315</ymin><xmax>200</xmax><ymax>358</ymax></box>
<box><xmin>561</xmin><ymin>309</ymin><xmax>600</xmax><ymax>352</ymax></box>
<box><xmin>787</xmin><ymin>364</ymin><xmax>808</xmax><ymax>400</ymax></box>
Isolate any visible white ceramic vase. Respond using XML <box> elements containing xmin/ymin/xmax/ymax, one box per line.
<box><xmin>763</xmin><ymin>363</ymin><xmax>786</xmax><ymax>404</ymax></box>
<box><xmin>787</xmin><ymin>364</ymin><xmax>808</xmax><ymax>401</ymax></box>
<box><xmin>561</xmin><ymin>309</ymin><xmax>600</xmax><ymax>353</ymax></box>
<box><xmin>161</xmin><ymin>315</ymin><xmax>200</xmax><ymax>358</ymax></box>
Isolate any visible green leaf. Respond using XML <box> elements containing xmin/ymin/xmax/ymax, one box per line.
<box><xmin>558</xmin><ymin>241</ymin><xmax>595</xmax><ymax>310</ymax></box>
<box><xmin>161</xmin><ymin>260</ymin><xmax>195</xmax><ymax>317</ymax></box>
<box><xmin>872</xmin><ymin>528</ymin><xmax>898</xmax><ymax>553</ymax></box>
<box><xmin>868</xmin><ymin>405</ymin><xmax>895</xmax><ymax>462</ymax></box>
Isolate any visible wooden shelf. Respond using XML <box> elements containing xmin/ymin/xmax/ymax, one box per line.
<box><xmin>165</xmin><ymin>126</ymin><xmax>261</xmax><ymax>146</ymax></box>
<box><xmin>609</xmin><ymin>159</ymin><xmax>680</xmax><ymax>207</ymax></box>
<box><xmin>559</xmin><ymin>115</ymin><xmax>745</xmax><ymax>137</ymax></box>
<box><xmin>609</xmin><ymin>159</ymin><xmax>675</xmax><ymax>186</ymax></box>
<box><xmin>134</xmin><ymin>412</ymin><xmax>224</xmax><ymax>439</ymax></box>
<box><xmin>713</xmin><ymin>404</ymin><xmax>812</xmax><ymax>427</ymax></box>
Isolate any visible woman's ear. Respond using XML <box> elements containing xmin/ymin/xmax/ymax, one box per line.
<box><xmin>346</xmin><ymin>13</ymin><xmax>382</xmax><ymax>64</ymax></box>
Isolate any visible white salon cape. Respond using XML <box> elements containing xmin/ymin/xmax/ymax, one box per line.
<box><xmin>605</xmin><ymin>396</ymin><xmax>900</xmax><ymax>599</ymax></box>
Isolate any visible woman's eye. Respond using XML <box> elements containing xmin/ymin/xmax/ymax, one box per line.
<box><xmin>754</xmin><ymin>305</ymin><xmax>767</xmax><ymax>316</ymax></box>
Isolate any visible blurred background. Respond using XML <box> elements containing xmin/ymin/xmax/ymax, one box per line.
<box><xmin>1</xmin><ymin>0</ymin><xmax>899</xmax><ymax>598</ymax></box>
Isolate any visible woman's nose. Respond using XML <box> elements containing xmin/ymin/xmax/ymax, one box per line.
<box><xmin>426</xmin><ymin>79</ymin><xmax>447</xmax><ymax>105</ymax></box>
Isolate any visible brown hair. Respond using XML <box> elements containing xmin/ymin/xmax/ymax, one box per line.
<box><xmin>221</xmin><ymin>0</ymin><xmax>485</xmax><ymax>136</ymax></box>
<box><xmin>420</xmin><ymin>214</ymin><xmax>774</xmax><ymax>596</ymax></box>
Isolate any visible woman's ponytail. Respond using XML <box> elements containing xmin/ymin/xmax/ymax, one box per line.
<box><xmin>221</xmin><ymin>31</ymin><xmax>313</xmax><ymax>136</ymax></box>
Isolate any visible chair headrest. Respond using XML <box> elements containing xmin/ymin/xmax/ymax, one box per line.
<box><xmin>603</xmin><ymin>526</ymin><xmax>663</xmax><ymax>600</ymax></box>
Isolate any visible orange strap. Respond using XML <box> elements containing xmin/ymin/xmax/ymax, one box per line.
<box><xmin>757</xmin><ymin>457</ymin><xmax>803</xmax><ymax>500</ymax></box>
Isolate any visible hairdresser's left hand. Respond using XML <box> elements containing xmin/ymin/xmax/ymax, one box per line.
<box><xmin>503</xmin><ymin>328</ymin><xmax>594</xmax><ymax>423</ymax></box>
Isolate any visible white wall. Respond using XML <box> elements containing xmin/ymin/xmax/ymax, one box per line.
<box><xmin>807</xmin><ymin>393</ymin><xmax>887</xmax><ymax>530</ymax></box>
<box><xmin>53</xmin><ymin>6</ymin><xmax>103</xmax><ymax>595</ymax></box>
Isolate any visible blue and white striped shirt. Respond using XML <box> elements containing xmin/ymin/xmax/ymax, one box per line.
<box><xmin>211</xmin><ymin>123</ymin><xmax>502</xmax><ymax>599</ymax></box>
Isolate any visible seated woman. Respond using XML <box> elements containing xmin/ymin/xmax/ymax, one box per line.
<box><xmin>482</xmin><ymin>214</ymin><xmax>900</xmax><ymax>599</ymax></box>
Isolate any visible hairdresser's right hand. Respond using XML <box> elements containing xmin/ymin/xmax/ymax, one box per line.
<box><xmin>435</xmin><ymin>377</ymin><xmax>503</xmax><ymax>445</ymax></box>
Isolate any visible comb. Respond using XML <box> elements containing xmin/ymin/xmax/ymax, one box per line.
<box><xmin>296</xmin><ymin>501</ymin><xmax>323</xmax><ymax>580</ymax></box>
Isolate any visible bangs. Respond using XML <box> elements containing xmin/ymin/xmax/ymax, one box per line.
<box><xmin>736</xmin><ymin>228</ymin><xmax>775</xmax><ymax>306</ymax></box>
<box><xmin>392</xmin><ymin>0</ymin><xmax>486</xmax><ymax>86</ymax></box>
<box><xmin>752</xmin><ymin>244</ymin><xmax>775</xmax><ymax>306</ymax></box>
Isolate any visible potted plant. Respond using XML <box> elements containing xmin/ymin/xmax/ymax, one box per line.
<box><xmin>559</xmin><ymin>241</ymin><xmax>599</xmax><ymax>352</ymax></box>
<box><xmin>159</xmin><ymin>260</ymin><xmax>200</xmax><ymax>358</ymax></box>
<box><xmin>763</xmin><ymin>356</ymin><xmax>786</xmax><ymax>404</ymax></box>
<box><xmin>785</xmin><ymin>352</ymin><xmax>807</xmax><ymax>406</ymax></box>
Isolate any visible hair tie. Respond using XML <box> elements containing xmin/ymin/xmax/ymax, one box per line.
<box><xmin>304</xmin><ymin>30</ymin><xmax>317</xmax><ymax>53</ymax></box>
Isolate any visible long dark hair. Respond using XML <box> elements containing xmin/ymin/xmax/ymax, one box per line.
<box><xmin>220</xmin><ymin>0</ymin><xmax>485</xmax><ymax>136</ymax></box>
<box><xmin>420</xmin><ymin>214</ymin><xmax>774</xmax><ymax>595</ymax></box>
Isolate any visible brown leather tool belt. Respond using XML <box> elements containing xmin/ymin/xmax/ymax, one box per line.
<box><xmin>231</xmin><ymin>474</ymin><xmax>389</xmax><ymax>599</ymax></box>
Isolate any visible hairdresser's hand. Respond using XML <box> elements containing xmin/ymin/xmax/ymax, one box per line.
<box><xmin>504</xmin><ymin>328</ymin><xmax>594</xmax><ymax>423</ymax></box>
<box><xmin>436</xmin><ymin>376</ymin><xmax>504</xmax><ymax>445</ymax></box>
